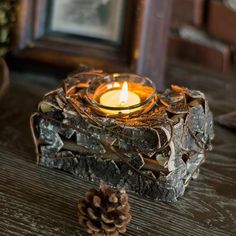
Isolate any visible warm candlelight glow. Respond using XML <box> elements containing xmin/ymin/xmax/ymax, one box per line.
<box><xmin>86</xmin><ymin>73</ymin><xmax>157</xmax><ymax>116</ymax></box>
<box><xmin>99</xmin><ymin>81</ymin><xmax>141</xmax><ymax>115</ymax></box>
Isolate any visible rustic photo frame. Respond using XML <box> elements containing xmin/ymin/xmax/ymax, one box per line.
<box><xmin>12</xmin><ymin>0</ymin><xmax>172</xmax><ymax>88</ymax></box>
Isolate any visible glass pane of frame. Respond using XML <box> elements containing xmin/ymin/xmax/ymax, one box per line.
<box><xmin>46</xmin><ymin>0</ymin><xmax>126</xmax><ymax>45</ymax></box>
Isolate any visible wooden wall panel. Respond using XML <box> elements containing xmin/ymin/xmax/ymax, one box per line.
<box><xmin>207</xmin><ymin>0</ymin><xmax>236</xmax><ymax>43</ymax></box>
<box><xmin>171</xmin><ymin>0</ymin><xmax>204</xmax><ymax>27</ymax></box>
<box><xmin>168</xmin><ymin>35</ymin><xmax>231</xmax><ymax>72</ymax></box>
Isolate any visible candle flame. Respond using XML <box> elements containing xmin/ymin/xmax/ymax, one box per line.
<box><xmin>119</xmin><ymin>82</ymin><xmax>128</xmax><ymax>105</ymax></box>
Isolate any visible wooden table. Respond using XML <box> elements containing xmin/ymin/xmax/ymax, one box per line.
<box><xmin>0</xmin><ymin>63</ymin><xmax>235</xmax><ymax>235</ymax></box>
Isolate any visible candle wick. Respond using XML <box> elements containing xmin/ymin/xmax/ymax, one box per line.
<box><xmin>120</xmin><ymin>101</ymin><xmax>126</xmax><ymax>107</ymax></box>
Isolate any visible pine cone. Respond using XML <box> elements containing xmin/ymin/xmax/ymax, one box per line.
<box><xmin>78</xmin><ymin>183</ymin><xmax>131</xmax><ymax>236</ymax></box>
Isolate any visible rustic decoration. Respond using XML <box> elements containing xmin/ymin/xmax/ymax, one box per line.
<box><xmin>30</xmin><ymin>66</ymin><xmax>214</xmax><ymax>202</ymax></box>
<box><xmin>78</xmin><ymin>183</ymin><xmax>131</xmax><ymax>236</ymax></box>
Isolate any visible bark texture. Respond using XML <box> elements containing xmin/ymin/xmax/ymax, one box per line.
<box><xmin>30</xmin><ymin>68</ymin><xmax>214</xmax><ymax>202</ymax></box>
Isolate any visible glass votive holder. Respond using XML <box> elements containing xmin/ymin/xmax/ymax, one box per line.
<box><xmin>86</xmin><ymin>73</ymin><xmax>157</xmax><ymax>117</ymax></box>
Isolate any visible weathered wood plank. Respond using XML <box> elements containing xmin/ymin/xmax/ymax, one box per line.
<box><xmin>0</xmin><ymin>147</ymin><xmax>234</xmax><ymax>236</ymax></box>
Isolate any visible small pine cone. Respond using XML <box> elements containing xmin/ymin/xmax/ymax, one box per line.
<box><xmin>78</xmin><ymin>183</ymin><xmax>131</xmax><ymax>236</ymax></box>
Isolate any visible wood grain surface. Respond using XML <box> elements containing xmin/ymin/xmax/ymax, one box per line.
<box><xmin>0</xmin><ymin>63</ymin><xmax>235</xmax><ymax>235</ymax></box>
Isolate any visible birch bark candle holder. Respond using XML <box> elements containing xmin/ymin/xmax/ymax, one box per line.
<box><xmin>30</xmin><ymin>67</ymin><xmax>214</xmax><ymax>202</ymax></box>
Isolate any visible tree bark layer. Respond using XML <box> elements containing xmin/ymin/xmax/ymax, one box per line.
<box><xmin>31</xmin><ymin>69</ymin><xmax>214</xmax><ymax>202</ymax></box>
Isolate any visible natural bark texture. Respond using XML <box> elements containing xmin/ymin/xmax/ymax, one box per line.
<box><xmin>30</xmin><ymin>68</ymin><xmax>214</xmax><ymax>202</ymax></box>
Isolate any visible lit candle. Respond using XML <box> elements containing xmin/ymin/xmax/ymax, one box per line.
<box><xmin>99</xmin><ymin>82</ymin><xmax>141</xmax><ymax>115</ymax></box>
<box><xmin>86</xmin><ymin>73</ymin><xmax>157</xmax><ymax>117</ymax></box>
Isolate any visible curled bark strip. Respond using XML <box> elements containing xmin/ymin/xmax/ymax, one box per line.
<box><xmin>108</xmin><ymin>145</ymin><xmax>157</xmax><ymax>182</ymax></box>
<box><xmin>29</xmin><ymin>113</ymin><xmax>41</xmax><ymax>164</ymax></box>
<box><xmin>77</xmin><ymin>71</ymin><xmax>104</xmax><ymax>77</ymax></box>
<box><xmin>44</xmin><ymin>89</ymin><xmax>59</xmax><ymax>98</ymax></box>
<box><xmin>152</xmin><ymin>124</ymin><xmax>173</xmax><ymax>153</ymax></box>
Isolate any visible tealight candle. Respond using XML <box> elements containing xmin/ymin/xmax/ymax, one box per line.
<box><xmin>86</xmin><ymin>73</ymin><xmax>157</xmax><ymax>117</ymax></box>
<box><xmin>99</xmin><ymin>82</ymin><xmax>141</xmax><ymax>115</ymax></box>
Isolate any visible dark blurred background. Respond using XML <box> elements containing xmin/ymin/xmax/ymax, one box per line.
<box><xmin>2</xmin><ymin>0</ymin><xmax>236</xmax><ymax>75</ymax></box>
<box><xmin>169</xmin><ymin>0</ymin><xmax>236</xmax><ymax>74</ymax></box>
